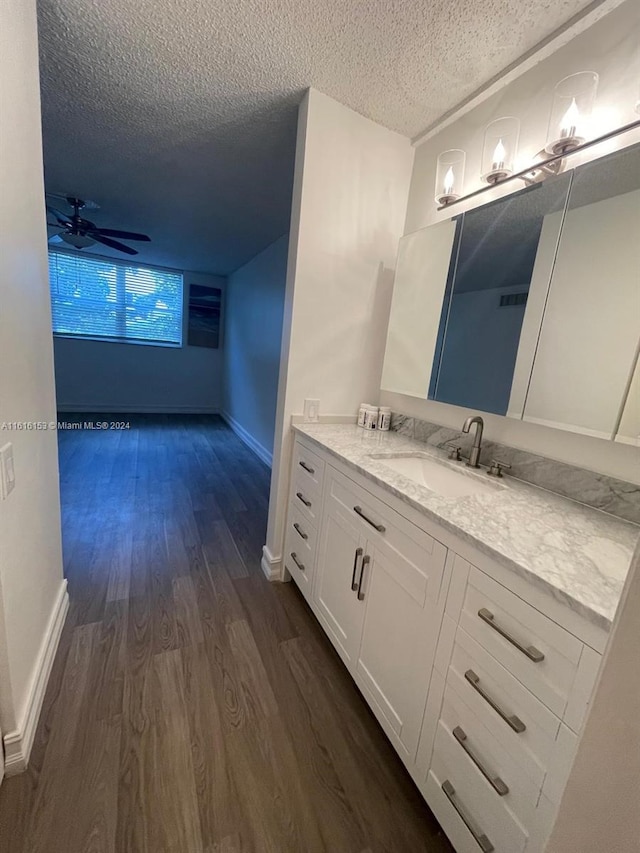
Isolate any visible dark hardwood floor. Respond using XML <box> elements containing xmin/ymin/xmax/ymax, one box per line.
<box><xmin>0</xmin><ymin>414</ymin><xmax>453</xmax><ymax>853</ymax></box>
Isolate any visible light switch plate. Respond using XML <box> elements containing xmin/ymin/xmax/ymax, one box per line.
<box><xmin>303</xmin><ymin>398</ymin><xmax>320</xmax><ymax>423</ymax></box>
<box><xmin>0</xmin><ymin>443</ymin><xmax>15</xmax><ymax>499</ymax></box>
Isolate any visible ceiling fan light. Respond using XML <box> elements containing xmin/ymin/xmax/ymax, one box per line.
<box><xmin>60</xmin><ymin>232</ymin><xmax>96</xmax><ymax>249</ymax></box>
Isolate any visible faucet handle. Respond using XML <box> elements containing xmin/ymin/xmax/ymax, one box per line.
<box><xmin>487</xmin><ymin>458</ymin><xmax>512</xmax><ymax>478</ymax></box>
<box><xmin>445</xmin><ymin>442</ymin><xmax>462</xmax><ymax>461</ymax></box>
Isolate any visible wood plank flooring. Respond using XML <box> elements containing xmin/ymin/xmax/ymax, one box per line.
<box><xmin>0</xmin><ymin>415</ymin><xmax>453</xmax><ymax>853</ymax></box>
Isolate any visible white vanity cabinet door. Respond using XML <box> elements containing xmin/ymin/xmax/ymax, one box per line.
<box><xmin>354</xmin><ymin>537</ymin><xmax>447</xmax><ymax>762</ymax></box>
<box><xmin>314</xmin><ymin>493</ymin><xmax>368</xmax><ymax>669</ymax></box>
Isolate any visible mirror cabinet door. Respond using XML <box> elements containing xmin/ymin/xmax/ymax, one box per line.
<box><xmin>616</xmin><ymin>356</ymin><xmax>640</xmax><ymax>447</ymax></box>
<box><xmin>522</xmin><ymin>144</ymin><xmax>640</xmax><ymax>440</ymax></box>
<box><xmin>381</xmin><ymin>218</ymin><xmax>460</xmax><ymax>398</ymax></box>
<box><xmin>430</xmin><ymin>175</ymin><xmax>572</xmax><ymax>415</ymax></box>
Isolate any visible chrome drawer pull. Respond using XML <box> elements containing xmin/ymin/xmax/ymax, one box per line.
<box><xmin>293</xmin><ymin>522</ymin><xmax>308</xmax><ymax>540</ymax></box>
<box><xmin>464</xmin><ymin>670</ymin><xmax>526</xmax><ymax>733</ymax></box>
<box><xmin>357</xmin><ymin>555</ymin><xmax>370</xmax><ymax>601</ymax></box>
<box><xmin>351</xmin><ymin>547</ymin><xmax>363</xmax><ymax>591</ymax></box>
<box><xmin>442</xmin><ymin>780</ymin><xmax>494</xmax><ymax>853</ymax></box>
<box><xmin>478</xmin><ymin>608</ymin><xmax>545</xmax><ymax>663</ymax></box>
<box><xmin>296</xmin><ymin>491</ymin><xmax>312</xmax><ymax>507</ymax></box>
<box><xmin>299</xmin><ymin>460</ymin><xmax>315</xmax><ymax>475</ymax></box>
<box><xmin>453</xmin><ymin>726</ymin><xmax>509</xmax><ymax>796</ymax></box>
<box><xmin>290</xmin><ymin>552</ymin><xmax>305</xmax><ymax>572</ymax></box>
<box><xmin>353</xmin><ymin>505</ymin><xmax>385</xmax><ymax>533</ymax></box>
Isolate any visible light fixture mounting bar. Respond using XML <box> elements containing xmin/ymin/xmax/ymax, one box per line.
<box><xmin>437</xmin><ymin>118</ymin><xmax>640</xmax><ymax>211</ymax></box>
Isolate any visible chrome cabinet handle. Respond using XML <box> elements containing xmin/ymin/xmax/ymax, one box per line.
<box><xmin>351</xmin><ymin>547</ymin><xmax>363</xmax><ymax>591</ymax></box>
<box><xmin>290</xmin><ymin>552</ymin><xmax>305</xmax><ymax>572</ymax></box>
<box><xmin>452</xmin><ymin>726</ymin><xmax>509</xmax><ymax>796</ymax></box>
<box><xmin>296</xmin><ymin>491</ymin><xmax>312</xmax><ymax>507</ymax></box>
<box><xmin>353</xmin><ymin>505</ymin><xmax>385</xmax><ymax>532</ymax></box>
<box><xmin>464</xmin><ymin>670</ymin><xmax>526</xmax><ymax>733</ymax></box>
<box><xmin>299</xmin><ymin>460</ymin><xmax>315</xmax><ymax>475</ymax></box>
<box><xmin>357</xmin><ymin>555</ymin><xmax>370</xmax><ymax>601</ymax></box>
<box><xmin>478</xmin><ymin>608</ymin><xmax>544</xmax><ymax>663</ymax></box>
<box><xmin>293</xmin><ymin>522</ymin><xmax>308</xmax><ymax>540</ymax></box>
<box><xmin>442</xmin><ymin>781</ymin><xmax>494</xmax><ymax>853</ymax></box>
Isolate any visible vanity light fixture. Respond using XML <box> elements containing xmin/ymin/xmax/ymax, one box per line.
<box><xmin>481</xmin><ymin>117</ymin><xmax>520</xmax><ymax>184</ymax></box>
<box><xmin>546</xmin><ymin>72</ymin><xmax>599</xmax><ymax>155</ymax></box>
<box><xmin>435</xmin><ymin>149</ymin><xmax>466</xmax><ymax>205</ymax></box>
<box><xmin>435</xmin><ymin>117</ymin><xmax>640</xmax><ymax>210</ymax></box>
<box><xmin>433</xmin><ymin>68</ymin><xmax>640</xmax><ymax>211</ymax></box>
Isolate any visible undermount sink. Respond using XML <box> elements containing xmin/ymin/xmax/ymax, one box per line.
<box><xmin>369</xmin><ymin>453</ymin><xmax>503</xmax><ymax>498</ymax></box>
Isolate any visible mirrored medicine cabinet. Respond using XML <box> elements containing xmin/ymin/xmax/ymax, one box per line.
<box><xmin>381</xmin><ymin>142</ymin><xmax>640</xmax><ymax>444</ymax></box>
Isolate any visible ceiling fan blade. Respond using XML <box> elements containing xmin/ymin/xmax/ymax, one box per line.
<box><xmin>48</xmin><ymin>234</ymin><xmax>65</xmax><ymax>244</ymax></box>
<box><xmin>92</xmin><ymin>234</ymin><xmax>138</xmax><ymax>255</ymax></box>
<box><xmin>46</xmin><ymin>204</ymin><xmax>72</xmax><ymax>225</ymax></box>
<box><xmin>93</xmin><ymin>228</ymin><xmax>150</xmax><ymax>242</ymax></box>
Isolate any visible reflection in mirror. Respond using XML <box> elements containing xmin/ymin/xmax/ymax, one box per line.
<box><xmin>430</xmin><ymin>174</ymin><xmax>572</xmax><ymax>415</ymax></box>
<box><xmin>522</xmin><ymin>144</ymin><xmax>640</xmax><ymax>441</ymax></box>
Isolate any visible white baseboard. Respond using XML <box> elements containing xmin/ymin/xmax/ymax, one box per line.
<box><xmin>56</xmin><ymin>405</ymin><xmax>220</xmax><ymax>414</ymax></box>
<box><xmin>3</xmin><ymin>580</ymin><xmax>69</xmax><ymax>776</ymax></box>
<box><xmin>221</xmin><ymin>411</ymin><xmax>273</xmax><ymax>467</ymax></box>
<box><xmin>261</xmin><ymin>545</ymin><xmax>282</xmax><ymax>581</ymax></box>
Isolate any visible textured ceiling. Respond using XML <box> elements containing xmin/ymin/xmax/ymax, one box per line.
<box><xmin>37</xmin><ymin>0</ymin><xmax>596</xmax><ymax>274</ymax></box>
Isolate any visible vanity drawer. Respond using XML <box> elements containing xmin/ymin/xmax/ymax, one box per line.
<box><xmin>284</xmin><ymin>503</ymin><xmax>317</xmax><ymax>599</ymax></box>
<box><xmin>426</xmin><ymin>732</ymin><xmax>528</xmax><ymax>853</ymax></box>
<box><xmin>447</xmin><ymin>628</ymin><xmax>561</xmax><ymax>780</ymax></box>
<box><xmin>326</xmin><ymin>466</ymin><xmax>446</xmax><ymax>603</ymax></box>
<box><xmin>438</xmin><ymin>683</ymin><xmax>542</xmax><ymax>829</ymax></box>
<box><xmin>459</xmin><ymin>567</ymin><xmax>583</xmax><ymax>719</ymax></box>
<box><xmin>291</xmin><ymin>465</ymin><xmax>323</xmax><ymax>526</ymax></box>
<box><xmin>293</xmin><ymin>441</ymin><xmax>325</xmax><ymax>493</ymax></box>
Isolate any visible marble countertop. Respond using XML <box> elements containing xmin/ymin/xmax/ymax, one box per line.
<box><xmin>293</xmin><ymin>423</ymin><xmax>639</xmax><ymax>631</ymax></box>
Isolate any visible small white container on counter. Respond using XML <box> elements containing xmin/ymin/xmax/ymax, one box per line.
<box><xmin>363</xmin><ymin>406</ymin><xmax>379</xmax><ymax>430</ymax></box>
<box><xmin>377</xmin><ymin>406</ymin><xmax>391</xmax><ymax>431</ymax></box>
<box><xmin>357</xmin><ymin>403</ymin><xmax>368</xmax><ymax>428</ymax></box>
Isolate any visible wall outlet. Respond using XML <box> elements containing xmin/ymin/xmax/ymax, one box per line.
<box><xmin>0</xmin><ymin>443</ymin><xmax>15</xmax><ymax>499</ymax></box>
<box><xmin>303</xmin><ymin>398</ymin><xmax>320</xmax><ymax>423</ymax></box>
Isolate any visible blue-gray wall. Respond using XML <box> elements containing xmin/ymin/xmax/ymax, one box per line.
<box><xmin>222</xmin><ymin>235</ymin><xmax>288</xmax><ymax>463</ymax></box>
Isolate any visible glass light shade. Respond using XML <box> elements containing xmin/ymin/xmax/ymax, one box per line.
<box><xmin>546</xmin><ymin>72</ymin><xmax>598</xmax><ymax>155</ymax></box>
<box><xmin>60</xmin><ymin>232</ymin><xmax>96</xmax><ymax>248</ymax></box>
<box><xmin>435</xmin><ymin>149</ymin><xmax>466</xmax><ymax>205</ymax></box>
<box><xmin>481</xmin><ymin>117</ymin><xmax>520</xmax><ymax>184</ymax></box>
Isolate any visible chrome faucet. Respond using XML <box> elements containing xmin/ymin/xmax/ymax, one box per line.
<box><xmin>462</xmin><ymin>415</ymin><xmax>484</xmax><ymax>468</ymax></box>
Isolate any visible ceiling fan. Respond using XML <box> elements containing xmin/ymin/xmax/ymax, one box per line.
<box><xmin>46</xmin><ymin>195</ymin><xmax>151</xmax><ymax>256</ymax></box>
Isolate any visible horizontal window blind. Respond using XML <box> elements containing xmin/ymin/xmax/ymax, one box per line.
<box><xmin>49</xmin><ymin>251</ymin><xmax>183</xmax><ymax>346</ymax></box>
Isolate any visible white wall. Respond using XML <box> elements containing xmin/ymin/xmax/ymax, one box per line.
<box><xmin>380</xmin><ymin>0</ymin><xmax>640</xmax><ymax>483</ymax></box>
<box><xmin>0</xmin><ymin>0</ymin><xmax>66</xmax><ymax>768</ymax></box>
<box><xmin>546</xmin><ymin>541</ymin><xmax>640</xmax><ymax>853</ymax></box>
<box><xmin>53</xmin><ymin>271</ymin><xmax>225</xmax><ymax>413</ymax></box>
<box><xmin>264</xmin><ymin>88</ymin><xmax>414</xmax><ymax>574</ymax></box>
<box><xmin>222</xmin><ymin>235</ymin><xmax>288</xmax><ymax>465</ymax></box>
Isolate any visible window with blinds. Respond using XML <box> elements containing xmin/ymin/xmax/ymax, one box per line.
<box><xmin>48</xmin><ymin>251</ymin><xmax>183</xmax><ymax>346</ymax></box>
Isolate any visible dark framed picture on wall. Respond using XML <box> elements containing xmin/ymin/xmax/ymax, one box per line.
<box><xmin>187</xmin><ymin>284</ymin><xmax>222</xmax><ymax>348</ymax></box>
